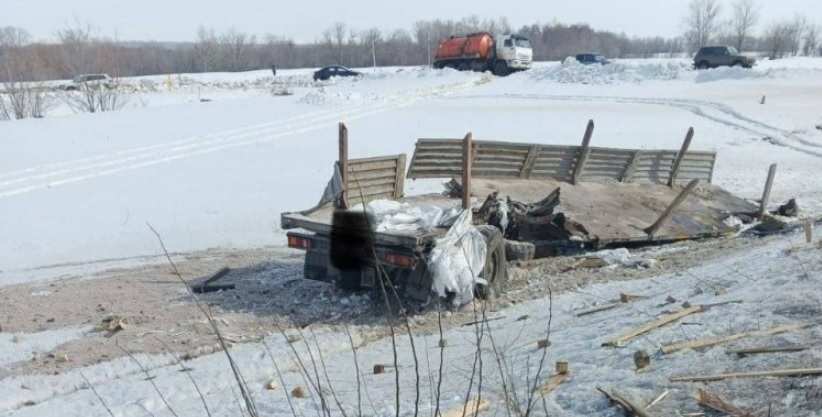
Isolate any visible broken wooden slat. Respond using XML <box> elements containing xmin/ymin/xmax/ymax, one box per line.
<box><xmin>758</xmin><ymin>163</ymin><xmax>778</xmax><ymax>220</ymax></box>
<box><xmin>576</xmin><ymin>302</ymin><xmax>621</xmax><ymax>317</ymax></box>
<box><xmin>597</xmin><ymin>387</ymin><xmax>651</xmax><ymax>417</ymax></box>
<box><xmin>520</xmin><ymin>145</ymin><xmax>540</xmax><ymax>178</ymax></box>
<box><xmin>696</xmin><ymin>389</ymin><xmax>756</xmax><ymax>417</ymax></box>
<box><xmin>571</xmin><ymin>120</ymin><xmax>595</xmax><ymax>185</ymax></box>
<box><xmin>462</xmin><ymin>132</ymin><xmax>473</xmax><ymax>210</ymax></box>
<box><xmin>661</xmin><ymin>323</ymin><xmax>808</xmax><ymax>354</ymax></box>
<box><xmin>539</xmin><ymin>373</ymin><xmax>570</xmax><ymax>396</ymax></box>
<box><xmin>668</xmin><ymin>127</ymin><xmax>694</xmax><ymax>187</ymax></box>
<box><xmin>192</xmin><ymin>267</ymin><xmax>234</xmax><ymax>293</ymax></box>
<box><xmin>441</xmin><ymin>398</ymin><xmax>490</xmax><ymax>417</ymax></box>
<box><xmin>643</xmin><ymin>179</ymin><xmax>700</xmax><ymax>237</ymax></box>
<box><xmin>645</xmin><ymin>390</ymin><xmax>669</xmax><ymax>410</ymax></box>
<box><xmin>338</xmin><ymin>122</ymin><xmax>349</xmax><ymax>209</ymax></box>
<box><xmin>727</xmin><ymin>345</ymin><xmax>808</xmax><ymax>356</ymax></box>
<box><xmin>670</xmin><ymin>367</ymin><xmax>822</xmax><ymax>383</ymax></box>
<box><xmin>603</xmin><ymin>305</ymin><xmax>704</xmax><ymax>347</ymax></box>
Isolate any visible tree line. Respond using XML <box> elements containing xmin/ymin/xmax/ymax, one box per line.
<box><xmin>2</xmin><ymin>3</ymin><xmax>821</xmax><ymax>84</ymax></box>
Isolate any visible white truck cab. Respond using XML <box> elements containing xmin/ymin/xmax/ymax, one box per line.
<box><xmin>496</xmin><ymin>34</ymin><xmax>533</xmax><ymax>70</ymax></box>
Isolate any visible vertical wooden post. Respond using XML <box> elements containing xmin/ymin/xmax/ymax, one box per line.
<box><xmin>394</xmin><ymin>154</ymin><xmax>407</xmax><ymax>199</ymax></box>
<box><xmin>804</xmin><ymin>220</ymin><xmax>813</xmax><ymax>244</ymax></box>
<box><xmin>621</xmin><ymin>150</ymin><xmax>643</xmax><ymax>183</ymax></box>
<box><xmin>572</xmin><ymin>120</ymin><xmax>595</xmax><ymax>185</ymax></box>
<box><xmin>668</xmin><ymin>127</ymin><xmax>694</xmax><ymax>187</ymax></box>
<box><xmin>338</xmin><ymin>122</ymin><xmax>349</xmax><ymax>209</ymax></box>
<box><xmin>644</xmin><ymin>179</ymin><xmax>700</xmax><ymax>238</ymax></box>
<box><xmin>520</xmin><ymin>145</ymin><xmax>540</xmax><ymax>179</ymax></box>
<box><xmin>758</xmin><ymin>164</ymin><xmax>777</xmax><ymax>220</ymax></box>
<box><xmin>462</xmin><ymin>132</ymin><xmax>473</xmax><ymax>210</ymax></box>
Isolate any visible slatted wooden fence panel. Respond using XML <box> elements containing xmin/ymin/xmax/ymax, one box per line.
<box><xmin>346</xmin><ymin>154</ymin><xmax>407</xmax><ymax>205</ymax></box>
<box><xmin>407</xmin><ymin>139</ymin><xmax>716</xmax><ymax>185</ymax></box>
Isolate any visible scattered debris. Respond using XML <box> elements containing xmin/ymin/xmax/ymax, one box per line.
<box><xmin>753</xmin><ymin>214</ymin><xmax>790</xmax><ymax>234</ymax></box>
<box><xmin>537</xmin><ymin>338</ymin><xmax>551</xmax><ymax>349</ymax></box>
<box><xmin>443</xmin><ymin>179</ymin><xmax>463</xmax><ymax>198</ymax></box>
<box><xmin>727</xmin><ymin>345</ymin><xmax>808</xmax><ymax>357</ymax></box>
<box><xmin>96</xmin><ymin>315</ymin><xmax>127</xmax><ymax>336</ymax></box>
<box><xmin>645</xmin><ymin>390</ymin><xmax>669</xmax><ymax>410</ymax></box>
<box><xmin>620</xmin><ymin>293</ymin><xmax>646</xmax><ymax>303</ymax></box>
<box><xmin>670</xmin><ymin>367</ymin><xmax>822</xmax><ymax>383</ymax></box>
<box><xmin>696</xmin><ymin>389</ymin><xmax>757</xmax><ymax>417</ymax></box>
<box><xmin>191</xmin><ymin>267</ymin><xmax>235</xmax><ymax>294</ymax></box>
<box><xmin>505</xmin><ymin>239</ymin><xmax>535</xmax><ymax>261</ymax></box>
<box><xmin>265</xmin><ymin>381</ymin><xmax>279</xmax><ymax>390</ymax></box>
<box><xmin>773</xmin><ymin>198</ymin><xmax>799</xmax><ymax>217</ymax></box>
<box><xmin>291</xmin><ymin>386</ymin><xmax>306</xmax><ymax>398</ymax></box>
<box><xmin>538</xmin><ymin>362</ymin><xmax>570</xmax><ymax>396</ymax></box>
<box><xmin>597</xmin><ymin>387</ymin><xmax>651</xmax><ymax>417</ymax></box>
<box><xmin>575</xmin><ymin>302</ymin><xmax>621</xmax><ymax>317</ymax></box>
<box><xmin>603</xmin><ymin>306</ymin><xmax>703</xmax><ymax>347</ymax></box>
<box><xmin>286</xmin><ymin>334</ymin><xmax>302</xmax><ymax>344</ymax></box>
<box><xmin>661</xmin><ymin>323</ymin><xmax>809</xmax><ymax>354</ymax></box>
<box><xmin>441</xmin><ymin>398</ymin><xmax>490</xmax><ymax>417</ymax></box>
<box><xmin>633</xmin><ymin>350</ymin><xmax>650</xmax><ymax>370</ymax></box>
<box><xmin>373</xmin><ymin>364</ymin><xmax>386</xmax><ymax>374</ymax></box>
<box><xmin>461</xmin><ymin>316</ymin><xmax>505</xmax><ymax>327</ymax></box>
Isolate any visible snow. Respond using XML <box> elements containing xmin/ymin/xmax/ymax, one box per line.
<box><xmin>1</xmin><ymin>231</ymin><xmax>818</xmax><ymax>416</ymax></box>
<box><xmin>3</xmin><ymin>58</ymin><xmax>822</xmax><ymax>282</ymax></box>
<box><xmin>0</xmin><ymin>327</ymin><xmax>90</xmax><ymax>368</ymax></box>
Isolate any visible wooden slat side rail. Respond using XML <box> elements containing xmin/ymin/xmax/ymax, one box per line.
<box><xmin>407</xmin><ymin>138</ymin><xmax>718</xmax><ymax>185</ymax></box>
<box><xmin>347</xmin><ymin>154</ymin><xmax>407</xmax><ymax>205</ymax></box>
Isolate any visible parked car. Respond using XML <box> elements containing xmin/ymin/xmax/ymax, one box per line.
<box><xmin>313</xmin><ymin>66</ymin><xmax>362</xmax><ymax>81</ymax></box>
<box><xmin>693</xmin><ymin>46</ymin><xmax>755</xmax><ymax>69</ymax></box>
<box><xmin>575</xmin><ymin>53</ymin><xmax>610</xmax><ymax>65</ymax></box>
<box><xmin>60</xmin><ymin>74</ymin><xmax>114</xmax><ymax>91</ymax></box>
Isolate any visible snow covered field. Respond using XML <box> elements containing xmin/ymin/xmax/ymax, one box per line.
<box><xmin>1</xmin><ymin>58</ymin><xmax>822</xmax><ymax>416</ymax></box>
<box><xmin>2</xmin><ymin>58</ymin><xmax>821</xmax><ymax>278</ymax></box>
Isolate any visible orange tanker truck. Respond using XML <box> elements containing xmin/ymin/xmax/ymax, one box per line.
<box><xmin>433</xmin><ymin>32</ymin><xmax>533</xmax><ymax>76</ymax></box>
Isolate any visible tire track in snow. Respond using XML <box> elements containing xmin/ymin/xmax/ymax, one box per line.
<box><xmin>454</xmin><ymin>93</ymin><xmax>822</xmax><ymax>158</ymax></box>
<box><xmin>0</xmin><ymin>78</ymin><xmax>486</xmax><ymax>199</ymax></box>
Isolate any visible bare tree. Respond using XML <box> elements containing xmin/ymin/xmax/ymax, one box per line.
<box><xmin>763</xmin><ymin>20</ymin><xmax>794</xmax><ymax>59</ymax></box>
<box><xmin>220</xmin><ymin>29</ymin><xmax>256</xmax><ymax>71</ymax></box>
<box><xmin>194</xmin><ymin>26</ymin><xmax>220</xmax><ymax>72</ymax></box>
<box><xmin>56</xmin><ymin>21</ymin><xmax>97</xmax><ymax>76</ymax></box>
<box><xmin>804</xmin><ymin>24</ymin><xmax>820</xmax><ymax>56</ymax></box>
<box><xmin>730</xmin><ymin>0</ymin><xmax>759</xmax><ymax>51</ymax></box>
<box><xmin>787</xmin><ymin>15</ymin><xmax>807</xmax><ymax>56</ymax></box>
<box><xmin>684</xmin><ymin>0</ymin><xmax>723</xmax><ymax>51</ymax></box>
<box><xmin>0</xmin><ymin>27</ymin><xmax>52</xmax><ymax>120</ymax></box>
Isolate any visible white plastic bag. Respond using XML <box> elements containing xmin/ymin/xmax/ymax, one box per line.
<box><xmin>428</xmin><ymin>209</ymin><xmax>487</xmax><ymax>306</ymax></box>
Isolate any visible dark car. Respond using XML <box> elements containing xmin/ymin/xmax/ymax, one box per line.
<box><xmin>575</xmin><ymin>54</ymin><xmax>610</xmax><ymax>65</ymax></box>
<box><xmin>313</xmin><ymin>66</ymin><xmax>362</xmax><ymax>81</ymax></box>
<box><xmin>694</xmin><ymin>46</ymin><xmax>755</xmax><ymax>69</ymax></box>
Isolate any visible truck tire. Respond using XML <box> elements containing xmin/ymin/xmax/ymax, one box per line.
<box><xmin>696</xmin><ymin>61</ymin><xmax>709</xmax><ymax>70</ymax></box>
<box><xmin>493</xmin><ymin>61</ymin><xmax>509</xmax><ymax>76</ymax></box>
<box><xmin>475</xmin><ymin>225</ymin><xmax>508</xmax><ymax>299</ymax></box>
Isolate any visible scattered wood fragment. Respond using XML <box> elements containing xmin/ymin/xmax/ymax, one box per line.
<box><xmin>597</xmin><ymin>387</ymin><xmax>651</xmax><ymax>417</ymax></box>
<box><xmin>539</xmin><ymin>362</ymin><xmax>570</xmax><ymax>396</ymax></box>
<box><xmin>603</xmin><ymin>306</ymin><xmax>704</xmax><ymax>347</ymax></box>
<box><xmin>671</xmin><ymin>367</ymin><xmax>822</xmax><ymax>383</ymax></box>
<box><xmin>696</xmin><ymin>389</ymin><xmax>757</xmax><ymax>417</ymax></box>
<box><xmin>192</xmin><ymin>267</ymin><xmax>234</xmax><ymax>293</ymax></box>
<box><xmin>555</xmin><ymin>361</ymin><xmax>569</xmax><ymax>375</ymax></box>
<box><xmin>661</xmin><ymin>323</ymin><xmax>808</xmax><ymax>354</ymax></box>
<box><xmin>634</xmin><ymin>350</ymin><xmax>651</xmax><ymax>370</ymax></box>
<box><xmin>576</xmin><ymin>302</ymin><xmax>621</xmax><ymax>317</ymax></box>
<box><xmin>461</xmin><ymin>316</ymin><xmax>505</xmax><ymax>327</ymax></box>
<box><xmin>291</xmin><ymin>386</ymin><xmax>306</xmax><ymax>398</ymax></box>
<box><xmin>727</xmin><ymin>345</ymin><xmax>808</xmax><ymax>356</ymax></box>
<box><xmin>645</xmin><ymin>390</ymin><xmax>669</xmax><ymax>410</ymax></box>
<box><xmin>537</xmin><ymin>339</ymin><xmax>551</xmax><ymax>349</ymax></box>
<box><xmin>441</xmin><ymin>398</ymin><xmax>490</xmax><ymax>417</ymax></box>
<box><xmin>620</xmin><ymin>293</ymin><xmax>646</xmax><ymax>303</ymax></box>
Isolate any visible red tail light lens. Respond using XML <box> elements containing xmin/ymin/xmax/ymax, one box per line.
<box><xmin>288</xmin><ymin>236</ymin><xmax>311</xmax><ymax>250</ymax></box>
<box><xmin>383</xmin><ymin>253</ymin><xmax>416</xmax><ymax>269</ymax></box>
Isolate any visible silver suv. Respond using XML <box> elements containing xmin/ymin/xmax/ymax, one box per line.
<box><xmin>694</xmin><ymin>46</ymin><xmax>755</xmax><ymax>69</ymax></box>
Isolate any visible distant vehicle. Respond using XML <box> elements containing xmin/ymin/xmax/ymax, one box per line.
<box><xmin>433</xmin><ymin>32</ymin><xmax>533</xmax><ymax>76</ymax></box>
<box><xmin>575</xmin><ymin>54</ymin><xmax>610</xmax><ymax>65</ymax></box>
<box><xmin>313</xmin><ymin>66</ymin><xmax>362</xmax><ymax>81</ymax></box>
<box><xmin>60</xmin><ymin>74</ymin><xmax>114</xmax><ymax>91</ymax></box>
<box><xmin>694</xmin><ymin>46</ymin><xmax>755</xmax><ymax>69</ymax></box>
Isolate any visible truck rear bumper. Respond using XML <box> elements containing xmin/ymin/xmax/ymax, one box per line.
<box><xmin>287</xmin><ymin>231</ymin><xmax>432</xmax><ymax>301</ymax></box>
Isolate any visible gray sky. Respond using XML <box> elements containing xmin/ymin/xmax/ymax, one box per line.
<box><xmin>2</xmin><ymin>0</ymin><xmax>818</xmax><ymax>42</ymax></box>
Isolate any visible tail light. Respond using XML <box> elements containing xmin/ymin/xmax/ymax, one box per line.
<box><xmin>383</xmin><ymin>253</ymin><xmax>416</xmax><ymax>269</ymax></box>
<box><xmin>288</xmin><ymin>236</ymin><xmax>311</xmax><ymax>250</ymax></box>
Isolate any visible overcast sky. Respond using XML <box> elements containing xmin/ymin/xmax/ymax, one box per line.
<box><xmin>3</xmin><ymin>0</ymin><xmax>818</xmax><ymax>42</ymax></box>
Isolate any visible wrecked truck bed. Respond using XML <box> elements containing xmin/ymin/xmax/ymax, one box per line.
<box><xmin>281</xmin><ymin>123</ymin><xmax>758</xmax><ymax>301</ymax></box>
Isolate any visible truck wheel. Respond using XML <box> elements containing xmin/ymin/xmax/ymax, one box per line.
<box><xmin>696</xmin><ymin>61</ymin><xmax>709</xmax><ymax>70</ymax></box>
<box><xmin>493</xmin><ymin>61</ymin><xmax>509</xmax><ymax>76</ymax></box>
<box><xmin>475</xmin><ymin>225</ymin><xmax>508</xmax><ymax>299</ymax></box>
